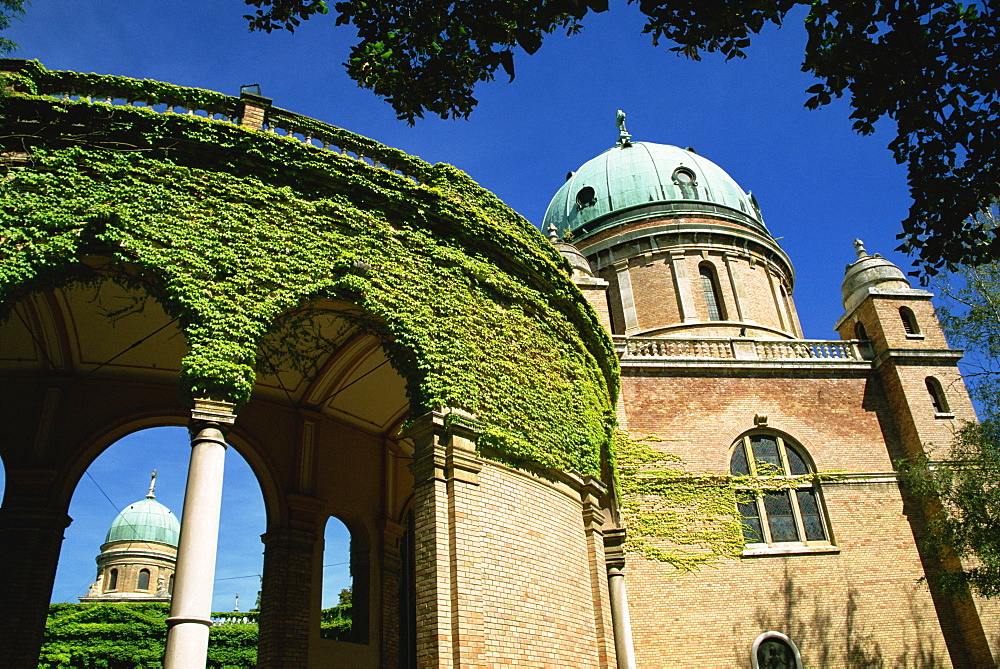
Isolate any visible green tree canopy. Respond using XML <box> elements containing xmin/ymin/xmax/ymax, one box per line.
<box><xmin>243</xmin><ymin>0</ymin><xmax>1000</xmax><ymax>272</ymax></box>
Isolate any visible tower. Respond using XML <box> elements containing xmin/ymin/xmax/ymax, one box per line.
<box><xmin>80</xmin><ymin>472</ymin><xmax>179</xmax><ymax>603</ymax></box>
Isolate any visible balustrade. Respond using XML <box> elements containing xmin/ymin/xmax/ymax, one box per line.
<box><xmin>2</xmin><ymin>60</ymin><xmax>431</xmax><ymax>186</ymax></box>
<box><xmin>622</xmin><ymin>337</ymin><xmax>866</xmax><ymax>363</ymax></box>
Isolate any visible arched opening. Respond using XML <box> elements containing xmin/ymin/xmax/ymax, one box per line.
<box><xmin>699</xmin><ymin>262</ymin><xmax>727</xmax><ymax>321</ymax></box>
<box><xmin>900</xmin><ymin>306</ymin><xmax>921</xmax><ymax>336</ymax></box>
<box><xmin>44</xmin><ymin>426</ymin><xmax>267</xmax><ymax>666</ymax></box>
<box><xmin>321</xmin><ymin>516</ymin><xmax>354</xmax><ymax>642</ymax></box>
<box><xmin>926</xmin><ymin>377</ymin><xmax>951</xmax><ymax>414</ymax></box>
<box><xmin>854</xmin><ymin>321</ymin><xmax>868</xmax><ymax>340</ymax></box>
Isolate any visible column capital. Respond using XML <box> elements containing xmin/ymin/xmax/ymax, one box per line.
<box><xmin>189</xmin><ymin>399</ymin><xmax>236</xmax><ymax>445</ymax></box>
<box><xmin>604</xmin><ymin>527</ymin><xmax>627</xmax><ymax>571</ymax></box>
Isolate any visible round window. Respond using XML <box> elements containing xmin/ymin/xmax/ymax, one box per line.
<box><xmin>576</xmin><ymin>186</ymin><xmax>597</xmax><ymax>209</ymax></box>
<box><xmin>673</xmin><ymin>168</ymin><xmax>696</xmax><ymax>185</ymax></box>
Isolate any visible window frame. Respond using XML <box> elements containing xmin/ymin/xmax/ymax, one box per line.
<box><xmin>698</xmin><ymin>261</ymin><xmax>727</xmax><ymax>321</ymax></box>
<box><xmin>731</xmin><ymin>433</ymin><xmax>833</xmax><ymax>551</ymax></box>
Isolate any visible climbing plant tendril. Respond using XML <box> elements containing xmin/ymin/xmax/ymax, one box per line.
<box><xmin>0</xmin><ymin>62</ymin><xmax>618</xmax><ymax>476</ymax></box>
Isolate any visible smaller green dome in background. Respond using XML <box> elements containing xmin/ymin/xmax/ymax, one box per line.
<box><xmin>105</xmin><ymin>496</ymin><xmax>180</xmax><ymax>547</ymax></box>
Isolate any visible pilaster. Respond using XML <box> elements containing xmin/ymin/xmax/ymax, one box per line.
<box><xmin>406</xmin><ymin>408</ymin><xmax>485</xmax><ymax>668</ymax></box>
<box><xmin>613</xmin><ymin>261</ymin><xmax>640</xmax><ymax>334</ymax></box>
<box><xmin>669</xmin><ymin>251</ymin><xmax>697</xmax><ymax>323</ymax></box>
<box><xmin>581</xmin><ymin>476</ymin><xmax>616</xmax><ymax>669</ymax></box>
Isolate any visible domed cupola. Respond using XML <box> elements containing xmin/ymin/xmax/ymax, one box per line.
<box><xmin>841</xmin><ymin>239</ymin><xmax>912</xmax><ymax>313</ymax></box>
<box><xmin>542</xmin><ymin>113</ymin><xmax>768</xmax><ymax>242</ymax></box>
<box><xmin>543</xmin><ymin>112</ymin><xmax>799</xmax><ymax>340</ymax></box>
<box><xmin>80</xmin><ymin>471</ymin><xmax>179</xmax><ymax>603</ymax></box>
<box><xmin>105</xmin><ymin>495</ymin><xmax>180</xmax><ymax>546</ymax></box>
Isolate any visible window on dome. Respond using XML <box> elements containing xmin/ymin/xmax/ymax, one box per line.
<box><xmin>699</xmin><ymin>262</ymin><xmax>726</xmax><ymax>321</ymax></box>
<box><xmin>673</xmin><ymin>168</ymin><xmax>698</xmax><ymax>199</ymax></box>
<box><xmin>576</xmin><ymin>185</ymin><xmax>597</xmax><ymax>209</ymax></box>
<box><xmin>731</xmin><ymin>433</ymin><xmax>830</xmax><ymax>547</ymax></box>
<box><xmin>138</xmin><ymin>568</ymin><xmax>150</xmax><ymax>590</ymax></box>
<box><xmin>108</xmin><ymin>568</ymin><xmax>118</xmax><ymax>590</ymax></box>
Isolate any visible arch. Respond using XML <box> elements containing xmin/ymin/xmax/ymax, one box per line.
<box><xmin>730</xmin><ymin>431</ymin><xmax>830</xmax><ymax>546</ymax></box>
<box><xmin>926</xmin><ymin>377</ymin><xmax>951</xmax><ymax>414</ymax></box>
<box><xmin>48</xmin><ymin>425</ymin><xmax>267</xmax><ymax>612</ymax></box>
<box><xmin>699</xmin><ymin>262</ymin><xmax>727</xmax><ymax>321</ymax></box>
<box><xmin>900</xmin><ymin>306</ymin><xmax>921</xmax><ymax>336</ymax></box>
<box><xmin>751</xmin><ymin>631</ymin><xmax>803</xmax><ymax>669</ymax></box>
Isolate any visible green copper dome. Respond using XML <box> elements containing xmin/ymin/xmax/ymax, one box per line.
<box><xmin>105</xmin><ymin>496</ymin><xmax>180</xmax><ymax>547</ymax></box>
<box><xmin>543</xmin><ymin>141</ymin><xmax>768</xmax><ymax>240</ymax></box>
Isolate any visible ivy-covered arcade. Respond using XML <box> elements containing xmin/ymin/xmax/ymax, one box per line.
<box><xmin>0</xmin><ymin>60</ymin><xmax>623</xmax><ymax>667</ymax></box>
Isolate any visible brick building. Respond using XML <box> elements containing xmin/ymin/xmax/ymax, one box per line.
<box><xmin>77</xmin><ymin>473</ymin><xmax>178</xmax><ymax>604</ymax></box>
<box><xmin>543</xmin><ymin>120</ymin><xmax>999</xmax><ymax>667</ymax></box>
<box><xmin>1</xmin><ymin>61</ymin><xmax>997</xmax><ymax>667</ymax></box>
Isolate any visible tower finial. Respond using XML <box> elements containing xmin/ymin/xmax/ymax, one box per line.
<box><xmin>147</xmin><ymin>469</ymin><xmax>157</xmax><ymax>498</ymax></box>
<box><xmin>616</xmin><ymin>109</ymin><xmax>631</xmax><ymax>146</ymax></box>
<box><xmin>853</xmin><ymin>239</ymin><xmax>869</xmax><ymax>260</ymax></box>
<box><xmin>547</xmin><ymin>220</ymin><xmax>560</xmax><ymax>243</ymax></box>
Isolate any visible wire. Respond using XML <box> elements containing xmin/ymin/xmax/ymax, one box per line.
<box><xmin>214</xmin><ymin>561</ymin><xmax>348</xmax><ymax>582</ymax></box>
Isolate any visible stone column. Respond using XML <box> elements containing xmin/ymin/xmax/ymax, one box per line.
<box><xmin>604</xmin><ymin>528</ymin><xmax>637</xmax><ymax>669</ymax></box>
<box><xmin>407</xmin><ymin>408</ymin><xmax>484</xmax><ymax>668</ymax></box>
<box><xmin>0</xmin><ymin>490</ymin><xmax>71</xmax><ymax>666</ymax></box>
<box><xmin>164</xmin><ymin>399</ymin><xmax>235</xmax><ymax>669</ymax></box>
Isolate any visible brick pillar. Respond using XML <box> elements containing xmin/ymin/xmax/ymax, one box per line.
<box><xmin>257</xmin><ymin>527</ymin><xmax>319</xmax><ymax>667</ymax></box>
<box><xmin>581</xmin><ymin>477</ymin><xmax>617</xmax><ymax>669</ymax></box>
<box><xmin>0</xmin><ymin>493</ymin><xmax>71</xmax><ymax>666</ymax></box>
<box><xmin>380</xmin><ymin>519</ymin><xmax>405</xmax><ymax>667</ymax></box>
<box><xmin>407</xmin><ymin>408</ymin><xmax>484</xmax><ymax>668</ymax></box>
<box><xmin>239</xmin><ymin>92</ymin><xmax>272</xmax><ymax>131</ymax></box>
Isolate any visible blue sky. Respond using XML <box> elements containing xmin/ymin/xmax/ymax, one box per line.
<box><xmin>3</xmin><ymin>1</ymin><xmax>918</xmax><ymax>611</ymax></box>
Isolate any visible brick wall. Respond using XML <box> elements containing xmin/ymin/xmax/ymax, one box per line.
<box><xmin>477</xmin><ymin>463</ymin><xmax>609</xmax><ymax>666</ymax></box>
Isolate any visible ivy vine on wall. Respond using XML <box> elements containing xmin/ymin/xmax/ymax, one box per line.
<box><xmin>0</xmin><ymin>62</ymin><xmax>617</xmax><ymax>476</ymax></box>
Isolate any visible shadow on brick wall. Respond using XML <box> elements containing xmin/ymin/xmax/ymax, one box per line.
<box><xmin>729</xmin><ymin>562</ymin><xmax>945</xmax><ymax>668</ymax></box>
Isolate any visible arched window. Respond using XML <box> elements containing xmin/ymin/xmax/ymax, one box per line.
<box><xmin>108</xmin><ymin>568</ymin><xmax>118</xmax><ymax>590</ymax></box>
<box><xmin>900</xmin><ymin>307</ymin><xmax>921</xmax><ymax>336</ymax></box>
<box><xmin>699</xmin><ymin>262</ymin><xmax>726</xmax><ymax>321</ymax></box>
<box><xmin>926</xmin><ymin>377</ymin><xmax>951</xmax><ymax>414</ymax></box>
<box><xmin>751</xmin><ymin>632</ymin><xmax>803</xmax><ymax>669</ymax></box>
<box><xmin>169</xmin><ymin>573</ymin><xmax>174</xmax><ymax>594</ymax></box>
<box><xmin>731</xmin><ymin>433</ymin><xmax>829</xmax><ymax>546</ymax></box>
<box><xmin>854</xmin><ymin>321</ymin><xmax>868</xmax><ymax>340</ymax></box>
<box><xmin>137</xmin><ymin>568</ymin><xmax>150</xmax><ymax>590</ymax></box>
